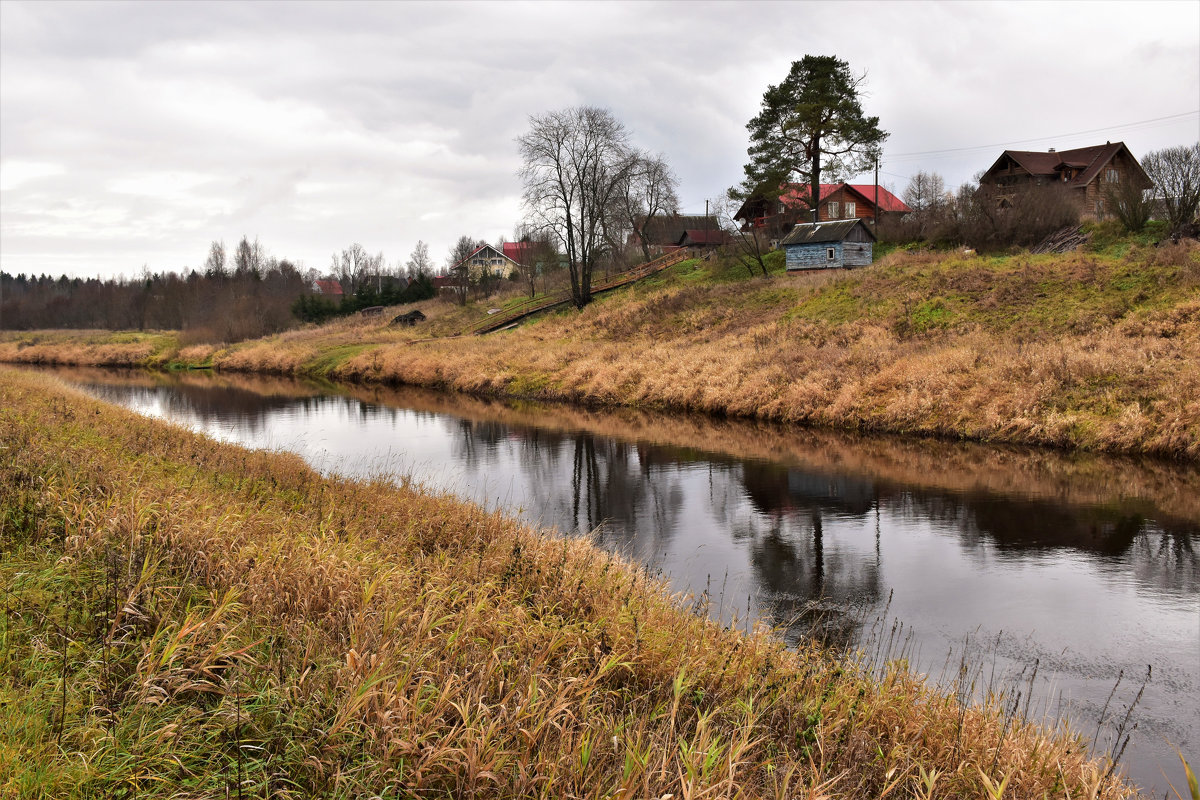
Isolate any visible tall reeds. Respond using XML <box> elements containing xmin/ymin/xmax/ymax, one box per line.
<box><xmin>0</xmin><ymin>367</ymin><xmax>1147</xmax><ymax>798</ymax></box>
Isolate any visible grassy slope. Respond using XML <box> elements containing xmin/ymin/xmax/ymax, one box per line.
<box><xmin>0</xmin><ymin>368</ymin><xmax>1140</xmax><ymax>798</ymax></box>
<box><xmin>2</xmin><ymin>237</ymin><xmax>1198</xmax><ymax>459</ymax></box>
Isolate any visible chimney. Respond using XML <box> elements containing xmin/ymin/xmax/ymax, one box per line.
<box><xmin>1048</xmin><ymin>147</ymin><xmax>1056</xmax><ymax>153</ymax></box>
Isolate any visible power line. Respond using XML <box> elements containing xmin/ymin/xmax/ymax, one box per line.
<box><xmin>883</xmin><ymin>110</ymin><xmax>1199</xmax><ymax>161</ymax></box>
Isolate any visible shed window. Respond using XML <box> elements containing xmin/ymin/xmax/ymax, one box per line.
<box><xmin>826</xmin><ymin>247</ymin><xmax>836</xmax><ymax>261</ymax></box>
<box><xmin>844</xmin><ymin>202</ymin><xmax>856</xmax><ymax>218</ymax></box>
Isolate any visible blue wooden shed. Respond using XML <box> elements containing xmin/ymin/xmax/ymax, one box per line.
<box><xmin>780</xmin><ymin>219</ymin><xmax>876</xmax><ymax>271</ymax></box>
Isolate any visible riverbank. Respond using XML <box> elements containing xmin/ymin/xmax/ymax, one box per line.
<box><xmin>3</xmin><ymin>241</ymin><xmax>1198</xmax><ymax>459</ymax></box>
<box><xmin>1</xmin><ymin>366</ymin><xmax>1145</xmax><ymax>798</ymax></box>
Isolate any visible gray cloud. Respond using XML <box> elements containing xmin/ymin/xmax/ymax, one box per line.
<box><xmin>2</xmin><ymin>0</ymin><xmax>1197</xmax><ymax>279</ymax></box>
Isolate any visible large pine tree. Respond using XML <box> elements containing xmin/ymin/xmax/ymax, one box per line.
<box><xmin>736</xmin><ymin>56</ymin><xmax>888</xmax><ymax>221</ymax></box>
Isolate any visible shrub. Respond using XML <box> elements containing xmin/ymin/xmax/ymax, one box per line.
<box><xmin>1104</xmin><ymin>179</ymin><xmax>1152</xmax><ymax>232</ymax></box>
<box><xmin>956</xmin><ymin>184</ymin><xmax>1081</xmax><ymax>251</ymax></box>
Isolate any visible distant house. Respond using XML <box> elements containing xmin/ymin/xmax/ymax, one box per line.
<box><xmin>635</xmin><ymin>214</ymin><xmax>721</xmax><ymax>249</ymax></box>
<box><xmin>735</xmin><ymin>183</ymin><xmax>910</xmax><ymax>236</ymax></box>
<box><xmin>677</xmin><ymin>229</ymin><xmax>732</xmax><ymax>248</ymax></box>
<box><xmin>431</xmin><ymin>275</ymin><xmax>460</xmax><ymax>296</ymax></box>
<box><xmin>454</xmin><ymin>244</ymin><xmax>521</xmax><ymax>280</ymax></box>
<box><xmin>977</xmin><ymin>141</ymin><xmax>1152</xmax><ymax>219</ymax></box>
<box><xmin>779</xmin><ymin>219</ymin><xmax>876</xmax><ymax>271</ymax></box>
<box><xmin>502</xmin><ymin>241</ymin><xmax>535</xmax><ymax>266</ymax></box>
<box><xmin>312</xmin><ymin>279</ymin><xmax>344</xmax><ymax>297</ymax></box>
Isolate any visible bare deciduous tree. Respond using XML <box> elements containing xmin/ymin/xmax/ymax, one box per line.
<box><xmin>1142</xmin><ymin>142</ymin><xmax>1200</xmax><ymax>235</ymax></box>
<box><xmin>510</xmin><ymin>224</ymin><xmax>556</xmax><ymax>298</ymax></box>
<box><xmin>204</xmin><ymin>240</ymin><xmax>226</xmax><ymax>278</ymax></box>
<box><xmin>712</xmin><ymin>195</ymin><xmax>771</xmax><ymax>277</ymax></box>
<box><xmin>518</xmin><ymin>106</ymin><xmax>634</xmax><ymax>309</ymax></box>
<box><xmin>332</xmin><ymin>243</ymin><xmax>384</xmax><ymax>296</ymax></box>
<box><xmin>405</xmin><ymin>240</ymin><xmax>434</xmax><ymax>279</ymax></box>
<box><xmin>902</xmin><ymin>171</ymin><xmax>947</xmax><ymax>214</ymax></box>
<box><xmin>617</xmin><ymin>151</ymin><xmax>680</xmax><ymax>263</ymax></box>
<box><xmin>1104</xmin><ymin>178</ymin><xmax>1153</xmax><ymax>233</ymax></box>
<box><xmin>446</xmin><ymin>235</ymin><xmax>483</xmax><ymax>305</ymax></box>
<box><xmin>233</xmin><ymin>236</ymin><xmax>267</xmax><ymax>278</ymax></box>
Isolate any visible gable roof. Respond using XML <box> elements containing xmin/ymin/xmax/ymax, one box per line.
<box><xmin>845</xmin><ymin>184</ymin><xmax>911</xmax><ymax>212</ymax></box>
<box><xmin>313</xmin><ymin>279</ymin><xmax>343</xmax><ymax>295</ymax></box>
<box><xmin>779</xmin><ymin>183</ymin><xmax>912</xmax><ymax>213</ymax></box>
<box><xmin>779</xmin><ymin>219</ymin><xmax>876</xmax><ymax>246</ymax></box>
<box><xmin>678</xmin><ymin>229</ymin><xmax>731</xmax><ymax>246</ymax></box>
<box><xmin>641</xmin><ymin>214</ymin><xmax>720</xmax><ymax>245</ymax></box>
<box><xmin>451</xmin><ymin>243</ymin><xmax>521</xmax><ymax>272</ymax></box>
<box><xmin>502</xmin><ymin>241</ymin><xmax>534</xmax><ymax>265</ymax></box>
<box><xmin>982</xmin><ymin>141</ymin><xmax>1151</xmax><ymax>189</ymax></box>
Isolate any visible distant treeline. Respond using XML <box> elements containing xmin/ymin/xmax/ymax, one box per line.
<box><xmin>1</xmin><ymin>236</ymin><xmax>436</xmax><ymax>341</ymax></box>
<box><xmin>292</xmin><ymin>275</ymin><xmax>435</xmax><ymax>324</ymax></box>
<box><xmin>0</xmin><ymin>263</ymin><xmax>307</xmax><ymax>342</ymax></box>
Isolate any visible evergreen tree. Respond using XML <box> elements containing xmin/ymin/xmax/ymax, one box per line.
<box><xmin>736</xmin><ymin>56</ymin><xmax>888</xmax><ymax>221</ymax></box>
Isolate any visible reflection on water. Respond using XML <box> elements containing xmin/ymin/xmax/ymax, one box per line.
<box><xmin>38</xmin><ymin>366</ymin><xmax>1200</xmax><ymax>794</ymax></box>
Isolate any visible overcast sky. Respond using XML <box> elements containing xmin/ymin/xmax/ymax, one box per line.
<box><xmin>2</xmin><ymin>0</ymin><xmax>1197</xmax><ymax>281</ymax></box>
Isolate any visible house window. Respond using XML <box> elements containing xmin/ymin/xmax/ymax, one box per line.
<box><xmin>826</xmin><ymin>247</ymin><xmax>836</xmax><ymax>261</ymax></box>
<box><xmin>1095</xmin><ymin>199</ymin><xmax>1105</xmax><ymax>216</ymax></box>
<box><xmin>1105</xmin><ymin>168</ymin><xmax>1119</xmax><ymax>183</ymax></box>
<box><xmin>828</xmin><ymin>201</ymin><xmax>839</xmax><ymax>219</ymax></box>
<box><xmin>844</xmin><ymin>202</ymin><xmax>856</xmax><ymax>218</ymax></box>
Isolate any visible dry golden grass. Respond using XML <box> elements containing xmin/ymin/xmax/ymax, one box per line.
<box><xmin>1</xmin><ymin>367</ymin><xmax>1145</xmax><ymax>798</ymax></box>
<box><xmin>4</xmin><ymin>245</ymin><xmax>1198</xmax><ymax>458</ymax></box>
<box><xmin>49</xmin><ymin>363</ymin><xmax>1198</xmax><ymax>523</ymax></box>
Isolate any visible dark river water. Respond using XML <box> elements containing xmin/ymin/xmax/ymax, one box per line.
<box><xmin>38</xmin><ymin>366</ymin><xmax>1200</xmax><ymax>794</ymax></box>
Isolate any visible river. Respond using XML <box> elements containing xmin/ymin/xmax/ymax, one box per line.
<box><xmin>37</xmin><ymin>366</ymin><xmax>1200</xmax><ymax>795</ymax></box>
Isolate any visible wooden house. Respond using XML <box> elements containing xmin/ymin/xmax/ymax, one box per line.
<box><xmin>634</xmin><ymin>214</ymin><xmax>721</xmax><ymax>250</ymax></box>
<box><xmin>780</xmin><ymin>219</ymin><xmax>875</xmax><ymax>271</ymax></box>
<box><xmin>735</xmin><ymin>183</ymin><xmax>910</xmax><ymax>236</ymax></box>
<box><xmin>677</xmin><ymin>229</ymin><xmax>731</xmax><ymax>248</ymax></box>
<box><xmin>977</xmin><ymin>141</ymin><xmax>1151</xmax><ymax>219</ymax></box>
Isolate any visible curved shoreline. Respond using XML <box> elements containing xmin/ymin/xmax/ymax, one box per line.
<box><xmin>3</xmin><ymin>246</ymin><xmax>1198</xmax><ymax>461</ymax></box>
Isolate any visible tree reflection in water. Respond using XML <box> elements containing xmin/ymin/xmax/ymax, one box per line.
<box><xmin>737</xmin><ymin>463</ymin><xmax>883</xmax><ymax>649</ymax></box>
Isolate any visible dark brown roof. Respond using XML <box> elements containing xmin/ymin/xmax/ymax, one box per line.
<box><xmin>678</xmin><ymin>229</ymin><xmax>731</xmax><ymax>246</ymax></box>
<box><xmin>779</xmin><ymin>219</ymin><xmax>876</xmax><ymax>246</ymax></box>
<box><xmin>983</xmin><ymin>141</ymin><xmax>1151</xmax><ymax>189</ymax></box>
<box><xmin>641</xmin><ymin>214</ymin><xmax>719</xmax><ymax>245</ymax></box>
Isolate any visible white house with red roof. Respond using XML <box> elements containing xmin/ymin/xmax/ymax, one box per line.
<box><xmin>311</xmin><ymin>278</ymin><xmax>344</xmax><ymax>296</ymax></box>
<box><xmin>452</xmin><ymin>244</ymin><xmax>521</xmax><ymax>280</ymax></box>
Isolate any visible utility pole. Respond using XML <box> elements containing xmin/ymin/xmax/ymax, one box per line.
<box><xmin>873</xmin><ymin>156</ymin><xmax>880</xmax><ymax>230</ymax></box>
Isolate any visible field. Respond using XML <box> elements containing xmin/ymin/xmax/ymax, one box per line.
<box><xmin>2</xmin><ymin>237</ymin><xmax>1198</xmax><ymax>459</ymax></box>
<box><xmin>0</xmin><ymin>367</ymin><xmax>1154</xmax><ymax>798</ymax></box>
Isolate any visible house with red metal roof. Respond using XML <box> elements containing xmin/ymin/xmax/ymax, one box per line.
<box><xmin>735</xmin><ymin>183</ymin><xmax>911</xmax><ymax>235</ymax></box>
<box><xmin>502</xmin><ymin>241</ymin><xmax>535</xmax><ymax>266</ymax></box>
<box><xmin>977</xmin><ymin>141</ymin><xmax>1151</xmax><ymax>219</ymax></box>
<box><xmin>311</xmin><ymin>279</ymin><xmax>344</xmax><ymax>297</ymax></box>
